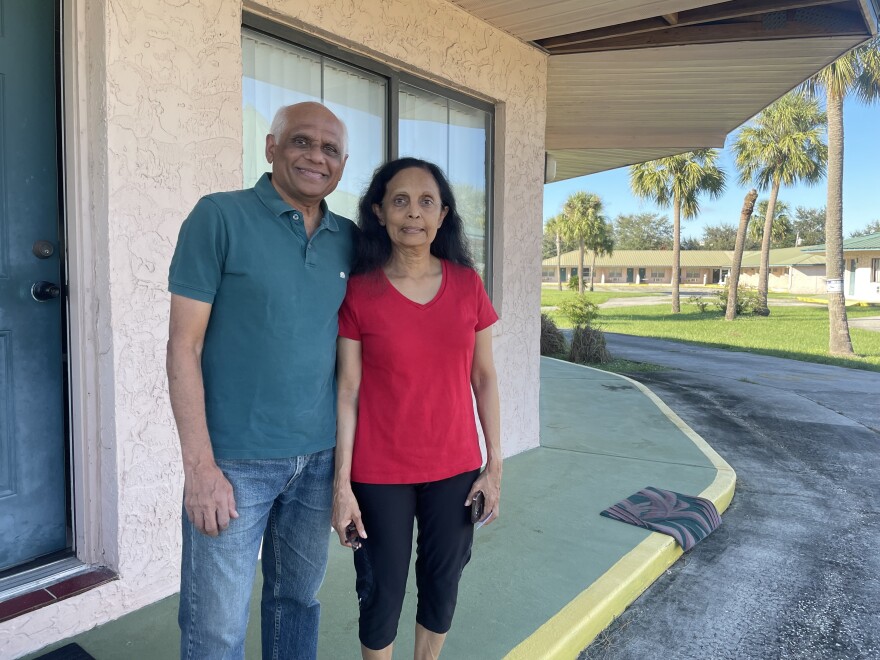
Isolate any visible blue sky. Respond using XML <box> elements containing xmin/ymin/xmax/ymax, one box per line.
<box><xmin>543</xmin><ymin>98</ymin><xmax>880</xmax><ymax>240</ymax></box>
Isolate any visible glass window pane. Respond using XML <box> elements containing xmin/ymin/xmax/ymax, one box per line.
<box><xmin>323</xmin><ymin>60</ymin><xmax>387</xmax><ymax>220</ymax></box>
<box><xmin>242</xmin><ymin>31</ymin><xmax>321</xmax><ymax>188</ymax></box>
<box><xmin>448</xmin><ymin>100</ymin><xmax>488</xmax><ymax>277</ymax></box>
<box><xmin>242</xmin><ymin>31</ymin><xmax>387</xmax><ymax>220</ymax></box>
<box><xmin>398</xmin><ymin>84</ymin><xmax>490</xmax><ymax>280</ymax></box>
<box><xmin>399</xmin><ymin>85</ymin><xmax>449</xmax><ymax>172</ymax></box>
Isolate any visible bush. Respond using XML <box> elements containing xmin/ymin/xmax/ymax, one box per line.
<box><xmin>569</xmin><ymin>325</ymin><xmax>611</xmax><ymax>364</ymax></box>
<box><xmin>715</xmin><ymin>285</ymin><xmax>762</xmax><ymax>315</ymax></box>
<box><xmin>540</xmin><ymin>313</ymin><xmax>568</xmax><ymax>357</ymax></box>
<box><xmin>687</xmin><ymin>295</ymin><xmax>710</xmax><ymax>313</ymax></box>
<box><xmin>558</xmin><ymin>295</ymin><xmax>600</xmax><ymax>328</ymax></box>
<box><xmin>568</xmin><ymin>274</ymin><xmax>580</xmax><ymax>291</ymax></box>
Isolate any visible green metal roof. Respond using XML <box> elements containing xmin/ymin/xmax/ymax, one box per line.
<box><xmin>803</xmin><ymin>232</ymin><xmax>880</xmax><ymax>252</ymax></box>
<box><xmin>739</xmin><ymin>245</ymin><xmax>826</xmax><ymax>267</ymax></box>
<box><xmin>542</xmin><ymin>246</ymin><xmax>826</xmax><ymax>269</ymax></box>
<box><xmin>541</xmin><ymin>249</ymin><xmax>734</xmax><ymax>268</ymax></box>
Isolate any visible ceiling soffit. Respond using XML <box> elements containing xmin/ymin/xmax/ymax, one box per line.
<box><xmin>532</xmin><ymin>1</ymin><xmax>871</xmax><ymax>54</ymax></box>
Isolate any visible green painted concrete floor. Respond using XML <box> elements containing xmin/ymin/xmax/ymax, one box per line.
<box><xmin>25</xmin><ymin>358</ymin><xmax>720</xmax><ymax>660</ymax></box>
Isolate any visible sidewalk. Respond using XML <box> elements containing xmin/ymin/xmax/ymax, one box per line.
<box><xmin>24</xmin><ymin>358</ymin><xmax>735</xmax><ymax>660</ymax></box>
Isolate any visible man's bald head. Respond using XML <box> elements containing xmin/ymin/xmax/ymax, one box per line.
<box><xmin>270</xmin><ymin>102</ymin><xmax>348</xmax><ymax>156</ymax></box>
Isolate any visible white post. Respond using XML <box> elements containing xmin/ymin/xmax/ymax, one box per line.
<box><xmin>703</xmin><ymin>273</ymin><xmax>707</xmax><ymax>285</ymax></box>
<box><xmin>601</xmin><ymin>273</ymin><xmax>605</xmax><ymax>284</ymax></box>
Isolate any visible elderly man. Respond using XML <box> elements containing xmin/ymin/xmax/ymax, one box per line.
<box><xmin>167</xmin><ymin>102</ymin><xmax>355</xmax><ymax>659</ymax></box>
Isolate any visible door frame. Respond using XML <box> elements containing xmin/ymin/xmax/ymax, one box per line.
<box><xmin>61</xmin><ymin>0</ymin><xmax>118</xmax><ymax>568</ymax></box>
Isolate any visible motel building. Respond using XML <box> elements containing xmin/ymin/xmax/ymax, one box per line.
<box><xmin>542</xmin><ymin>245</ymin><xmax>829</xmax><ymax>292</ymax></box>
<box><xmin>542</xmin><ymin>238</ymin><xmax>880</xmax><ymax>300</ymax></box>
<box><xmin>2</xmin><ymin>1</ymin><xmax>878</xmax><ymax>656</ymax></box>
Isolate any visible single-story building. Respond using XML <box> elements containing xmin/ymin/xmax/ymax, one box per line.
<box><xmin>541</xmin><ymin>249</ymin><xmax>735</xmax><ymax>285</ymax></box>
<box><xmin>542</xmin><ymin>245</ymin><xmax>830</xmax><ymax>294</ymax></box>
<box><xmin>738</xmin><ymin>245</ymin><xmax>827</xmax><ymax>295</ymax></box>
<box><xmin>804</xmin><ymin>232</ymin><xmax>880</xmax><ymax>302</ymax></box>
<box><xmin>3</xmin><ymin>0</ymin><xmax>877</xmax><ymax>656</ymax></box>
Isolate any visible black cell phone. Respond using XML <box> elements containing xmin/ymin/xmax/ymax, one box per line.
<box><xmin>345</xmin><ymin>522</ymin><xmax>363</xmax><ymax>550</ymax></box>
<box><xmin>470</xmin><ymin>491</ymin><xmax>485</xmax><ymax>524</ymax></box>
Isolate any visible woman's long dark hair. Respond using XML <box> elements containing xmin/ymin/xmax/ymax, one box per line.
<box><xmin>353</xmin><ymin>157</ymin><xmax>475</xmax><ymax>275</ymax></box>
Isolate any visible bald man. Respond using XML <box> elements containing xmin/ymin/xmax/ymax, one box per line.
<box><xmin>167</xmin><ymin>103</ymin><xmax>356</xmax><ymax>659</ymax></box>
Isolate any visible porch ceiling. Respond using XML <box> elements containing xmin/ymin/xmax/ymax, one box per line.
<box><xmin>448</xmin><ymin>0</ymin><xmax>877</xmax><ymax>180</ymax></box>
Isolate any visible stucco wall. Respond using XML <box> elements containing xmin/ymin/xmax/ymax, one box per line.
<box><xmin>2</xmin><ymin>0</ymin><xmax>546</xmax><ymax>656</ymax></box>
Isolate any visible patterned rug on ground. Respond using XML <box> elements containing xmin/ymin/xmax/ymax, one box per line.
<box><xmin>600</xmin><ymin>486</ymin><xmax>721</xmax><ymax>551</ymax></box>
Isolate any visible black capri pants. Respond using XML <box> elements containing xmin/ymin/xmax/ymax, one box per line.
<box><xmin>351</xmin><ymin>469</ymin><xmax>479</xmax><ymax>650</ymax></box>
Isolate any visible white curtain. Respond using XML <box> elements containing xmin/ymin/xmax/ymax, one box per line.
<box><xmin>242</xmin><ymin>30</ymin><xmax>386</xmax><ymax>220</ymax></box>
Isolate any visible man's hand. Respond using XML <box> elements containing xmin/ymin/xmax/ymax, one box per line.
<box><xmin>184</xmin><ymin>462</ymin><xmax>238</xmax><ymax>537</ymax></box>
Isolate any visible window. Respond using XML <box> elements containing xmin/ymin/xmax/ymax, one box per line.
<box><xmin>242</xmin><ymin>31</ymin><xmax>387</xmax><ymax>220</ymax></box>
<box><xmin>399</xmin><ymin>85</ymin><xmax>491</xmax><ymax>276</ymax></box>
<box><xmin>650</xmin><ymin>270</ymin><xmax>664</xmax><ymax>279</ymax></box>
<box><xmin>608</xmin><ymin>270</ymin><xmax>623</xmax><ymax>279</ymax></box>
<box><xmin>685</xmin><ymin>271</ymin><xmax>701</xmax><ymax>280</ymax></box>
<box><xmin>241</xmin><ymin>23</ymin><xmax>494</xmax><ymax>285</ymax></box>
<box><xmin>872</xmin><ymin>258</ymin><xmax>880</xmax><ymax>283</ymax></box>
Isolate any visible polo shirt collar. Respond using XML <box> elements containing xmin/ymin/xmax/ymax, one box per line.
<box><xmin>255</xmin><ymin>173</ymin><xmax>341</xmax><ymax>232</ymax></box>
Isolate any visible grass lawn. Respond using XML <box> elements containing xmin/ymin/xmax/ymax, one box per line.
<box><xmin>546</xmin><ymin>304</ymin><xmax>880</xmax><ymax>372</ymax></box>
<box><xmin>540</xmin><ymin>289</ymin><xmax>654</xmax><ymax>307</ymax></box>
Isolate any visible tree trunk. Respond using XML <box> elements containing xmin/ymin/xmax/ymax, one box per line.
<box><xmin>555</xmin><ymin>232</ymin><xmax>562</xmax><ymax>291</ymax></box>
<box><xmin>825</xmin><ymin>88</ymin><xmax>855</xmax><ymax>355</ymax></box>
<box><xmin>578</xmin><ymin>239</ymin><xmax>585</xmax><ymax>294</ymax></box>
<box><xmin>726</xmin><ymin>189</ymin><xmax>759</xmax><ymax>320</ymax></box>
<box><xmin>755</xmin><ymin>178</ymin><xmax>780</xmax><ymax>316</ymax></box>
<box><xmin>672</xmin><ymin>193</ymin><xmax>681</xmax><ymax>313</ymax></box>
<box><xmin>590</xmin><ymin>251</ymin><xmax>597</xmax><ymax>292</ymax></box>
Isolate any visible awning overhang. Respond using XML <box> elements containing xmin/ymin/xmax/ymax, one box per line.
<box><xmin>449</xmin><ymin>0</ymin><xmax>878</xmax><ymax>180</ymax></box>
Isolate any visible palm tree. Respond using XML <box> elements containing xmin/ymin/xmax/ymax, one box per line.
<box><xmin>630</xmin><ymin>150</ymin><xmax>726</xmax><ymax>312</ymax></box>
<box><xmin>560</xmin><ymin>192</ymin><xmax>609</xmax><ymax>293</ymax></box>
<box><xmin>734</xmin><ymin>93</ymin><xmax>827</xmax><ymax>316</ymax></box>
<box><xmin>726</xmin><ymin>190</ymin><xmax>758</xmax><ymax>321</ymax></box>
<box><xmin>545</xmin><ymin>214</ymin><xmax>566</xmax><ymax>290</ymax></box>
<box><xmin>749</xmin><ymin>199</ymin><xmax>793</xmax><ymax>247</ymax></box>
<box><xmin>586</xmin><ymin>225</ymin><xmax>614</xmax><ymax>292</ymax></box>
<box><xmin>802</xmin><ymin>36</ymin><xmax>880</xmax><ymax>355</ymax></box>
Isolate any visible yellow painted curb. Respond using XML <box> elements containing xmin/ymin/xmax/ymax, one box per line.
<box><xmin>505</xmin><ymin>360</ymin><xmax>736</xmax><ymax>660</ymax></box>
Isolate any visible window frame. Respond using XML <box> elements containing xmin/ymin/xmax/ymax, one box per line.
<box><xmin>871</xmin><ymin>258</ymin><xmax>880</xmax><ymax>283</ymax></box>
<box><xmin>242</xmin><ymin>14</ymin><xmax>495</xmax><ymax>294</ymax></box>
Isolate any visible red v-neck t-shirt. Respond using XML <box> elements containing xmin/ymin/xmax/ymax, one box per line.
<box><xmin>338</xmin><ymin>260</ymin><xmax>498</xmax><ymax>484</ymax></box>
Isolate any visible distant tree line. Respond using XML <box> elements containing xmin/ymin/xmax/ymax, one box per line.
<box><xmin>544</xmin><ymin>205</ymin><xmax>879</xmax><ymax>256</ymax></box>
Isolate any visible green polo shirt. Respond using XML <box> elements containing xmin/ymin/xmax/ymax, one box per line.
<box><xmin>169</xmin><ymin>173</ymin><xmax>356</xmax><ymax>458</ymax></box>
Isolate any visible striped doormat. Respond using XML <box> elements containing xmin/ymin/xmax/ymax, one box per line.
<box><xmin>600</xmin><ymin>486</ymin><xmax>721</xmax><ymax>551</ymax></box>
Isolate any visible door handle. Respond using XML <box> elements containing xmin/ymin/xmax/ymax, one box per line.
<box><xmin>31</xmin><ymin>281</ymin><xmax>61</xmax><ymax>302</ymax></box>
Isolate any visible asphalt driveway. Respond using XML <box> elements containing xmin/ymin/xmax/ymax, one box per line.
<box><xmin>580</xmin><ymin>334</ymin><xmax>880</xmax><ymax>660</ymax></box>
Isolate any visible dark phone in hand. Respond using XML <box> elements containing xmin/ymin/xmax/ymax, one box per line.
<box><xmin>471</xmin><ymin>491</ymin><xmax>485</xmax><ymax>524</ymax></box>
<box><xmin>345</xmin><ymin>522</ymin><xmax>363</xmax><ymax>550</ymax></box>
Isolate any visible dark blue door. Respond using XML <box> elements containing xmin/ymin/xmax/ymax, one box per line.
<box><xmin>0</xmin><ymin>0</ymin><xmax>68</xmax><ymax>572</ymax></box>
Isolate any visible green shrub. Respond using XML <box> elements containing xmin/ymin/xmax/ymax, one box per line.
<box><xmin>715</xmin><ymin>285</ymin><xmax>762</xmax><ymax>315</ymax></box>
<box><xmin>558</xmin><ymin>295</ymin><xmax>600</xmax><ymax>328</ymax></box>
<box><xmin>567</xmin><ymin>274</ymin><xmax>580</xmax><ymax>291</ymax></box>
<box><xmin>540</xmin><ymin>313</ymin><xmax>568</xmax><ymax>357</ymax></box>
<box><xmin>569</xmin><ymin>325</ymin><xmax>611</xmax><ymax>364</ymax></box>
<box><xmin>687</xmin><ymin>295</ymin><xmax>710</xmax><ymax>313</ymax></box>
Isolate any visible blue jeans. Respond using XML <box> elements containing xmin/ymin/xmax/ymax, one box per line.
<box><xmin>179</xmin><ymin>448</ymin><xmax>334</xmax><ymax>660</ymax></box>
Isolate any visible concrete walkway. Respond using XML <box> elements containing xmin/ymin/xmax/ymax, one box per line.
<box><xmin>23</xmin><ymin>359</ymin><xmax>734</xmax><ymax>660</ymax></box>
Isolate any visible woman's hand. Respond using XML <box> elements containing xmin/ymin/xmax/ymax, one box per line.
<box><xmin>465</xmin><ymin>464</ymin><xmax>502</xmax><ymax>527</ymax></box>
<box><xmin>332</xmin><ymin>482</ymin><xmax>366</xmax><ymax>548</ymax></box>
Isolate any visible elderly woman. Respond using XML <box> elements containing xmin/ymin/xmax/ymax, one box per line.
<box><xmin>332</xmin><ymin>157</ymin><xmax>502</xmax><ymax>659</ymax></box>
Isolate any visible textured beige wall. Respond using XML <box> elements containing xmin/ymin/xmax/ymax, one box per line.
<box><xmin>739</xmin><ymin>265</ymin><xmax>826</xmax><ymax>294</ymax></box>
<box><xmin>2</xmin><ymin>0</ymin><xmax>545</xmax><ymax>656</ymax></box>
